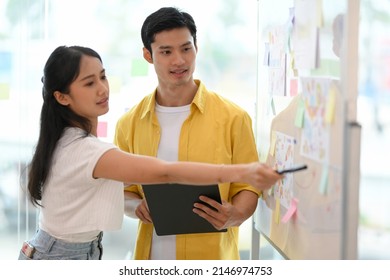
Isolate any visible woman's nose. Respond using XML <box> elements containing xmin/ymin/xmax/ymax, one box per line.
<box><xmin>98</xmin><ymin>80</ymin><xmax>109</xmax><ymax>94</ymax></box>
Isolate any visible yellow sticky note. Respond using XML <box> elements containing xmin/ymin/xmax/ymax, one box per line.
<box><xmin>269</xmin><ymin>131</ymin><xmax>277</xmax><ymax>156</ymax></box>
<box><xmin>325</xmin><ymin>86</ymin><xmax>336</xmax><ymax>124</ymax></box>
<box><xmin>274</xmin><ymin>198</ymin><xmax>280</xmax><ymax>224</ymax></box>
<box><xmin>108</xmin><ymin>76</ymin><xmax>122</xmax><ymax>94</ymax></box>
<box><xmin>294</xmin><ymin>98</ymin><xmax>305</xmax><ymax>128</ymax></box>
<box><xmin>0</xmin><ymin>83</ymin><xmax>10</xmax><ymax>100</ymax></box>
<box><xmin>317</xmin><ymin>0</ymin><xmax>324</xmax><ymax>27</ymax></box>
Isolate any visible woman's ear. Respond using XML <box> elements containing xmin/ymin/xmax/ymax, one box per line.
<box><xmin>143</xmin><ymin>47</ymin><xmax>153</xmax><ymax>64</ymax></box>
<box><xmin>53</xmin><ymin>91</ymin><xmax>70</xmax><ymax>106</ymax></box>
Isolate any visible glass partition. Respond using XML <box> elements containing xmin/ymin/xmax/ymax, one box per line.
<box><xmin>0</xmin><ymin>0</ymin><xmax>259</xmax><ymax>260</ymax></box>
<box><xmin>357</xmin><ymin>0</ymin><xmax>390</xmax><ymax>259</ymax></box>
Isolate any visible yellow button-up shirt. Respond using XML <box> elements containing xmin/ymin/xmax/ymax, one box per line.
<box><xmin>114</xmin><ymin>80</ymin><xmax>260</xmax><ymax>259</ymax></box>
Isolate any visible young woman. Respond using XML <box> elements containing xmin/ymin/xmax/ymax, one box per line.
<box><xmin>18</xmin><ymin>45</ymin><xmax>282</xmax><ymax>260</ymax></box>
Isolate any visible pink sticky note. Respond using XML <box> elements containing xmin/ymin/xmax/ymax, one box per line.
<box><xmin>290</xmin><ymin>79</ymin><xmax>298</xmax><ymax>96</ymax></box>
<box><xmin>97</xmin><ymin>121</ymin><xmax>108</xmax><ymax>138</ymax></box>
<box><xmin>281</xmin><ymin>198</ymin><xmax>298</xmax><ymax>223</ymax></box>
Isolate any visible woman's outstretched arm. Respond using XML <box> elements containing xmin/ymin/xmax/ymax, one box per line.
<box><xmin>93</xmin><ymin>148</ymin><xmax>282</xmax><ymax>191</ymax></box>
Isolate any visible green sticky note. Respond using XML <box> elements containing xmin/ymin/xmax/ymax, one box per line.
<box><xmin>319</xmin><ymin>164</ymin><xmax>329</xmax><ymax>195</ymax></box>
<box><xmin>131</xmin><ymin>58</ymin><xmax>149</xmax><ymax>77</ymax></box>
<box><xmin>294</xmin><ymin>98</ymin><xmax>305</xmax><ymax>128</ymax></box>
<box><xmin>271</xmin><ymin>97</ymin><xmax>276</xmax><ymax>115</ymax></box>
<box><xmin>310</xmin><ymin>59</ymin><xmax>340</xmax><ymax>77</ymax></box>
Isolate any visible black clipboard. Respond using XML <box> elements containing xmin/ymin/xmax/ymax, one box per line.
<box><xmin>142</xmin><ymin>183</ymin><xmax>227</xmax><ymax>236</ymax></box>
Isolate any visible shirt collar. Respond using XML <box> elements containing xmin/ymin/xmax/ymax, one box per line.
<box><xmin>140</xmin><ymin>79</ymin><xmax>207</xmax><ymax>119</ymax></box>
<box><xmin>191</xmin><ymin>79</ymin><xmax>206</xmax><ymax>114</ymax></box>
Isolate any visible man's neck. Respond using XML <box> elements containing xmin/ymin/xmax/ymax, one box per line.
<box><xmin>156</xmin><ymin>80</ymin><xmax>198</xmax><ymax>107</ymax></box>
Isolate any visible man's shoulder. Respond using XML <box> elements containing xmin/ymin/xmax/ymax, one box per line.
<box><xmin>205</xmin><ymin>91</ymin><xmax>249</xmax><ymax>115</ymax></box>
<box><xmin>117</xmin><ymin>95</ymin><xmax>153</xmax><ymax>122</ymax></box>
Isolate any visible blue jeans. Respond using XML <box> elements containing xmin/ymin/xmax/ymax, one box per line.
<box><xmin>18</xmin><ymin>229</ymin><xmax>103</xmax><ymax>260</ymax></box>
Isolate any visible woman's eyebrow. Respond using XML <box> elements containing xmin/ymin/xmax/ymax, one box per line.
<box><xmin>79</xmin><ymin>69</ymin><xmax>105</xmax><ymax>81</ymax></box>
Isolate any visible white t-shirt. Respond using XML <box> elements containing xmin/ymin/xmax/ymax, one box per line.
<box><xmin>40</xmin><ymin>127</ymin><xmax>124</xmax><ymax>241</ymax></box>
<box><xmin>151</xmin><ymin>103</ymin><xmax>190</xmax><ymax>259</ymax></box>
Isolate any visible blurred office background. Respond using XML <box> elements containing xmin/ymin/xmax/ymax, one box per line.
<box><xmin>0</xmin><ymin>0</ymin><xmax>389</xmax><ymax>259</ymax></box>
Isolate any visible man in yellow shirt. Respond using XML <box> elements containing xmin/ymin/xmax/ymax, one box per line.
<box><xmin>114</xmin><ymin>7</ymin><xmax>261</xmax><ymax>260</ymax></box>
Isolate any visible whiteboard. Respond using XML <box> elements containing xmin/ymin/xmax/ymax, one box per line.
<box><xmin>253</xmin><ymin>0</ymin><xmax>360</xmax><ymax>259</ymax></box>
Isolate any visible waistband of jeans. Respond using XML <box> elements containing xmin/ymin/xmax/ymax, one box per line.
<box><xmin>30</xmin><ymin>229</ymin><xmax>103</xmax><ymax>253</ymax></box>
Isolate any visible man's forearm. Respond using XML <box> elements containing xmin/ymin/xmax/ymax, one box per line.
<box><xmin>124</xmin><ymin>191</ymin><xmax>142</xmax><ymax>218</ymax></box>
<box><xmin>232</xmin><ymin>190</ymin><xmax>258</xmax><ymax>225</ymax></box>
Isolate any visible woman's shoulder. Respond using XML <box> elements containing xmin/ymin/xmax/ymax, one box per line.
<box><xmin>60</xmin><ymin>127</ymin><xmax>115</xmax><ymax>151</ymax></box>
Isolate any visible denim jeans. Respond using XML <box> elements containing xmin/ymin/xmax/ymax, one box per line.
<box><xmin>18</xmin><ymin>229</ymin><xmax>103</xmax><ymax>260</ymax></box>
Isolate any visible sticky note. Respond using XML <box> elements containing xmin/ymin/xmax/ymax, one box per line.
<box><xmin>108</xmin><ymin>76</ymin><xmax>122</xmax><ymax>94</ymax></box>
<box><xmin>271</xmin><ymin>97</ymin><xmax>276</xmax><ymax>115</ymax></box>
<box><xmin>97</xmin><ymin>121</ymin><xmax>108</xmax><ymax>138</ymax></box>
<box><xmin>263</xmin><ymin>43</ymin><xmax>270</xmax><ymax>66</ymax></box>
<box><xmin>294</xmin><ymin>98</ymin><xmax>305</xmax><ymax>128</ymax></box>
<box><xmin>274</xmin><ymin>198</ymin><xmax>280</xmax><ymax>224</ymax></box>
<box><xmin>131</xmin><ymin>58</ymin><xmax>149</xmax><ymax>76</ymax></box>
<box><xmin>325</xmin><ymin>86</ymin><xmax>336</xmax><ymax>123</ymax></box>
<box><xmin>0</xmin><ymin>83</ymin><xmax>10</xmax><ymax>100</ymax></box>
<box><xmin>269</xmin><ymin>131</ymin><xmax>277</xmax><ymax>156</ymax></box>
<box><xmin>319</xmin><ymin>164</ymin><xmax>329</xmax><ymax>195</ymax></box>
<box><xmin>281</xmin><ymin>198</ymin><xmax>298</xmax><ymax>223</ymax></box>
<box><xmin>290</xmin><ymin>79</ymin><xmax>298</xmax><ymax>97</ymax></box>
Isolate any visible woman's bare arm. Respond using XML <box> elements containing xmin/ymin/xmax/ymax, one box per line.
<box><xmin>93</xmin><ymin>148</ymin><xmax>282</xmax><ymax>191</ymax></box>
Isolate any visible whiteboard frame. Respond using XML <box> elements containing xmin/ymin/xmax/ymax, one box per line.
<box><xmin>251</xmin><ymin>0</ymin><xmax>361</xmax><ymax>260</ymax></box>
<box><xmin>340</xmin><ymin>0</ymin><xmax>361</xmax><ymax>260</ymax></box>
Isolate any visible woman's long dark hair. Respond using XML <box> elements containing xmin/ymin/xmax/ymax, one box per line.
<box><xmin>28</xmin><ymin>46</ymin><xmax>102</xmax><ymax>206</ymax></box>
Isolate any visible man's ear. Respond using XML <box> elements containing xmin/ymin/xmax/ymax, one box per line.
<box><xmin>53</xmin><ymin>91</ymin><xmax>70</xmax><ymax>106</ymax></box>
<box><xmin>143</xmin><ymin>47</ymin><xmax>153</xmax><ymax>64</ymax></box>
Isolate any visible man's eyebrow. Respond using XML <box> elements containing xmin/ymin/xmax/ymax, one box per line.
<box><xmin>158</xmin><ymin>41</ymin><xmax>192</xmax><ymax>50</ymax></box>
<box><xmin>158</xmin><ymin>45</ymin><xmax>172</xmax><ymax>50</ymax></box>
<box><xmin>181</xmin><ymin>41</ymin><xmax>192</xmax><ymax>47</ymax></box>
<box><xmin>79</xmin><ymin>69</ymin><xmax>105</xmax><ymax>81</ymax></box>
